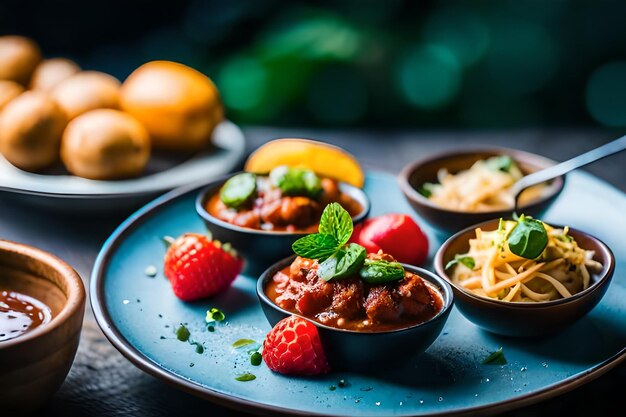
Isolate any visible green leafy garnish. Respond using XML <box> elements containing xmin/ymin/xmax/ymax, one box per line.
<box><xmin>250</xmin><ymin>351</ymin><xmax>262</xmax><ymax>366</ymax></box>
<box><xmin>206</xmin><ymin>308</ymin><xmax>225</xmax><ymax>323</ymax></box>
<box><xmin>417</xmin><ymin>182</ymin><xmax>435</xmax><ymax>198</ymax></box>
<box><xmin>507</xmin><ymin>215</ymin><xmax>548</xmax><ymax>259</ymax></box>
<box><xmin>291</xmin><ymin>234</ymin><xmax>339</xmax><ymax>261</ymax></box>
<box><xmin>482</xmin><ymin>347</ymin><xmax>507</xmax><ymax>365</ymax></box>
<box><xmin>220</xmin><ymin>173</ymin><xmax>257</xmax><ymax>209</ymax></box>
<box><xmin>486</xmin><ymin>155</ymin><xmax>515</xmax><ymax>173</ymax></box>
<box><xmin>175</xmin><ymin>325</ymin><xmax>190</xmax><ymax>342</ymax></box>
<box><xmin>292</xmin><ymin>202</ymin><xmax>355</xmax><ymax>265</ymax></box>
<box><xmin>232</xmin><ymin>339</ymin><xmax>257</xmax><ymax>348</ymax></box>
<box><xmin>270</xmin><ymin>166</ymin><xmax>322</xmax><ymax>198</ymax></box>
<box><xmin>359</xmin><ymin>258</ymin><xmax>405</xmax><ymax>284</ymax></box>
<box><xmin>235</xmin><ymin>373</ymin><xmax>256</xmax><ymax>382</ymax></box>
<box><xmin>318</xmin><ymin>244</ymin><xmax>366</xmax><ymax>281</ymax></box>
<box><xmin>445</xmin><ymin>255</ymin><xmax>476</xmax><ymax>270</ymax></box>
<box><xmin>318</xmin><ymin>202</ymin><xmax>353</xmax><ymax>246</ymax></box>
<box><xmin>193</xmin><ymin>342</ymin><xmax>204</xmax><ymax>354</ymax></box>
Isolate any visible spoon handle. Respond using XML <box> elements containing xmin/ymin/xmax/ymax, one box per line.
<box><xmin>512</xmin><ymin>134</ymin><xmax>626</xmax><ymax>209</ymax></box>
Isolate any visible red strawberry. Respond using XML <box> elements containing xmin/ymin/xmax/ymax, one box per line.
<box><xmin>163</xmin><ymin>233</ymin><xmax>243</xmax><ymax>301</ymax></box>
<box><xmin>262</xmin><ymin>315</ymin><xmax>330</xmax><ymax>376</ymax></box>
<box><xmin>352</xmin><ymin>214</ymin><xmax>429</xmax><ymax>265</ymax></box>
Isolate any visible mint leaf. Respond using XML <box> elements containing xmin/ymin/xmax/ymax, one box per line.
<box><xmin>417</xmin><ymin>182</ymin><xmax>435</xmax><ymax>198</ymax></box>
<box><xmin>270</xmin><ymin>166</ymin><xmax>322</xmax><ymax>198</ymax></box>
<box><xmin>482</xmin><ymin>347</ymin><xmax>507</xmax><ymax>365</ymax></box>
<box><xmin>318</xmin><ymin>243</ymin><xmax>366</xmax><ymax>281</ymax></box>
<box><xmin>507</xmin><ymin>215</ymin><xmax>548</xmax><ymax>259</ymax></box>
<box><xmin>232</xmin><ymin>339</ymin><xmax>256</xmax><ymax>348</ymax></box>
<box><xmin>486</xmin><ymin>155</ymin><xmax>515</xmax><ymax>173</ymax></box>
<box><xmin>319</xmin><ymin>202</ymin><xmax>353</xmax><ymax>247</ymax></box>
<box><xmin>359</xmin><ymin>258</ymin><xmax>405</xmax><ymax>284</ymax></box>
<box><xmin>235</xmin><ymin>373</ymin><xmax>256</xmax><ymax>381</ymax></box>
<box><xmin>292</xmin><ymin>233</ymin><xmax>339</xmax><ymax>261</ymax></box>
<box><xmin>220</xmin><ymin>173</ymin><xmax>257</xmax><ymax>209</ymax></box>
<box><xmin>445</xmin><ymin>255</ymin><xmax>476</xmax><ymax>270</ymax></box>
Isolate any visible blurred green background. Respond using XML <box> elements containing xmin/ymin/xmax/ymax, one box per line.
<box><xmin>4</xmin><ymin>0</ymin><xmax>626</xmax><ymax>128</ymax></box>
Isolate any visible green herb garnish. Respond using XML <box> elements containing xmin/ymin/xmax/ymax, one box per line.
<box><xmin>270</xmin><ymin>166</ymin><xmax>322</xmax><ymax>198</ymax></box>
<box><xmin>206</xmin><ymin>307</ymin><xmax>225</xmax><ymax>323</ymax></box>
<box><xmin>482</xmin><ymin>347</ymin><xmax>507</xmax><ymax>365</ymax></box>
<box><xmin>507</xmin><ymin>215</ymin><xmax>548</xmax><ymax>259</ymax></box>
<box><xmin>292</xmin><ymin>202</ymin><xmax>359</xmax><ymax>281</ymax></box>
<box><xmin>193</xmin><ymin>342</ymin><xmax>204</xmax><ymax>354</ymax></box>
<box><xmin>417</xmin><ymin>183</ymin><xmax>435</xmax><ymax>198</ymax></box>
<box><xmin>318</xmin><ymin>202</ymin><xmax>353</xmax><ymax>246</ymax></box>
<box><xmin>232</xmin><ymin>339</ymin><xmax>257</xmax><ymax>348</ymax></box>
<box><xmin>318</xmin><ymin>244</ymin><xmax>367</xmax><ymax>281</ymax></box>
<box><xmin>250</xmin><ymin>351</ymin><xmax>262</xmax><ymax>366</ymax></box>
<box><xmin>445</xmin><ymin>255</ymin><xmax>476</xmax><ymax>271</ymax></box>
<box><xmin>235</xmin><ymin>373</ymin><xmax>256</xmax><ymax>382</ymax></box>
<box><xmin>175</xmin><ymin>325</ymin><xmax>190</xmax><ymax>342</ymax></box>
<box><xmin>359</xmin><ymin>258</ymin><xmax>405</xmax><ymax>284</ymax></box>
<box><xmin>486</xmin><ymin>155</ymin><xmax>515</xmax><ymax>173</ymax></box>
<box><xmin>220</xmin><ymin>173</ymin><xmax>257</xmax><ymax>209</ymax></box>
<box><xmin>291</xmin><ymin>233</ymin><xmax>339</xmax><ymax>261</ymax></box>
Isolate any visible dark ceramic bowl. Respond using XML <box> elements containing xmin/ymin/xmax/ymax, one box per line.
<box><xmin>257</xmin><ymin>256</ymin><xmax>454</xmax><ymax>370</ymax></box>
<box><xmin>196</xmin><ymin>173</ymin><xmax>370</xmax><ymax>274</ymax></box>
<box><xmin>434</xmin><ymin>219</ymin><xmax>615</xmax><ymax>337</ymax></box>
<box><xmin>398</xmin><ymin>148</ymin><xmax>566</xmax><ymax>232</ymax></box>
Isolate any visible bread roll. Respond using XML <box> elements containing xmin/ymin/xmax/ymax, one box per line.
<box><xmin>120</xmin><ymin>60</ymin><xmax>223</xmax><ymax>151</ymax></box>
<box><xmin>61</xmin><ymin>109</ymin><xmax>150</xmax><ymax>180</ymax></box>
<box><xmin>0</xmin><ymin>80</ymin><xmax>24</xmax><ymax>111</ymax></box>
<box><xmin>30</xmin><ymin>58</ymin><xmax>81</xmax><ymax>92</ymax></box>
<box><xmin>0</xmin><ymin>36</ymin><xmax>41</xmax><ymax>85</ymax></box>
<box><xmin>0</xmin><ymin>91</ymin><xmax>66</xmax><ymax>171</ymax></box>
<box><xmin>52</xmin><ymin>71</ymin><xmax>120</xmax><ymax>120</ymax></box>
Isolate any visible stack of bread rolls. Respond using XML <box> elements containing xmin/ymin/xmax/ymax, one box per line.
<box><xmin>0</xmin><ymin>35</ymin><xmax>224</xmax><ymax>180</ymax></box>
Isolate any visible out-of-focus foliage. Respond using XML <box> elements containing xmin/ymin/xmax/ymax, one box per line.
<box><xmin>3</xmin><ymin>0</ymin><xmax>626</xmax><ymax>128</ymax></box>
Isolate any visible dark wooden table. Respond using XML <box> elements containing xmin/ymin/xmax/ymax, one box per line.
<box><xmin>1</xmin><ymin>128</ymin><xmax>624</xmax><ymax>417</ymax></box>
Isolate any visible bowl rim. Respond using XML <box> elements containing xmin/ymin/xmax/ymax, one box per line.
<box><xmin>257</xmin><ymin>255</ymin><xmax>454</xmax><ymax>335</ymax></box>
<box><xmin>195</xmin><ymin>172</ymin><xmax>371</xmax><ymax>236</ymax></box>
<box><xmin>434</xmin><ymin>218</ymin><xmax>616</xmax><ymax>309</ymax></box>
<box><xmin>0</xmin><ymin>239</ymin><xmax>85</xmax><ymax>349</ymax></box>
<box><xmin>397</xmin><ymin>146</ymin><xmax>566</xmax><ymax>215</ymax></box>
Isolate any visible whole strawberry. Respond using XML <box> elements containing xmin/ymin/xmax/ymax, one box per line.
<box><xmin>262</xmin><ymin>315</ymin><xmax>330</xmax><ymax>376</ymax></box>
<box><xmin>163</xmin><ymin>233</ymin><xmax>243</xmax><ymax>301</ymax></box>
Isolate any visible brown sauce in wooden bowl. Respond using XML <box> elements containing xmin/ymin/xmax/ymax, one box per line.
<box><xmin>0</xmin><ymin>290</ymin><xmax>52</xmax><ymax>342</ymax></box>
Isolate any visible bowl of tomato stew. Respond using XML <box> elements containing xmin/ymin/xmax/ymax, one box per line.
<box><xmin>257</xmin><ymin>254</ymin><xmax>454</xmax><ymax>370</ymax></box>
<box><xmin>196</xmin><ymin>169</ymin><xmax>370</xmax><ymax>273</ymax></box>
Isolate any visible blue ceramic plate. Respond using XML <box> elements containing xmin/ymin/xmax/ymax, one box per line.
<box><xmin>91</xmin><ymin>171</ymin><xmax>626</xmax><ymax>416</ymax></box>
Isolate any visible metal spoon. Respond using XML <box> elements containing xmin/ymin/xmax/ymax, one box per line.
<box><xmin>510</xmin><ymin>134</ymin><xmax>626</xmax><ymax>212</ymax></box>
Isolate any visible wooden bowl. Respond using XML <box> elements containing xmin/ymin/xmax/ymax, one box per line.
<box><xmin>0</xmin><ymin>240</ymin><xmax>85</xmax><ymax>412</ymax></box>
<box><xmin>434</xmin><ymin>219</ymin><xmax>615</xmax><ymax>337</ymax></box>
<box><xmin>398</xmin><ymin>147</ymin><xmax>565</xmax><ymax>232</ymax></box>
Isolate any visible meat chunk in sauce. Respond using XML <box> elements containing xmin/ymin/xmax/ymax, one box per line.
<box><xmin>331</xmin><ymin>278</ymin><xmax>364</xmax><ymax>319</ymax></box>
<box><xmin>268</xmin><ymin>254</ymin><xmax>442</xmax><ymax>331</ymax></box>
<box><xmin>364</xmin><ymin>286</ymin><xmax>402</xmax><ymax>322</ymax></box>
<box><xmin>261</xmin><ymin>196</ymin><xmax>320</xmax><ymax>228</ymax></box>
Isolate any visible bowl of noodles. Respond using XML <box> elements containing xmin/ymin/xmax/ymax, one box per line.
<box><xmin>398</xmin><ymin>148</ymin><xmax>565</xmax><ymax>232</ymax></box>
<box><xmin>434</xmin><ymin>217</ymin><xmax>615</xmax><ymax>337</ymax></box>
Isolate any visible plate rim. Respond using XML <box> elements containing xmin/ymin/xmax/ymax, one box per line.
<box><xmin>0</xmin><ymin>120</ymin><xmax>246</xmax><ymax>199</ymax></box>
<box><xmin>90</xmin><ymin>170</ymin><xmax>626</xmax><ymax>417</ymax></box>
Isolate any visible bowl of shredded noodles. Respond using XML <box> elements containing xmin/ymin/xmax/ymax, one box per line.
<box><xmin>398</xmin><ymin>148</ymin><xmax>565</xmax><ymax>232</ymax></box>
<box><xmin>434</xmin><ymin>216</ymin><xmax>615</xmax><ymax>337</ymax></box>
